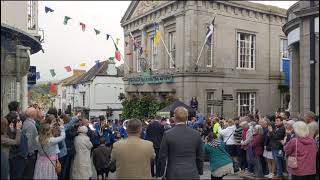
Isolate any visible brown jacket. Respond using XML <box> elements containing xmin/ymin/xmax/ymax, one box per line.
<box><xmin>111</xmin><ymin>136</ymin><xmax>155</xmax><ymax>179</ymax></box>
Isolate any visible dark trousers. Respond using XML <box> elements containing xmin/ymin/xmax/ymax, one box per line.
<box><xmin>211</xmin><ymin>174</ymin><xmax>223</xmax><ymax>180</ymax></box>
<box><xmin>151</xmin><ymin>148</ymin><xmax>160</xmax><ymax>177</ymax></box>
<box><xmin>239</xmin><ymin>148</ymin><xmax>248</xmax><ymax>170</ymax></box>
<box><xmin>58</xmin><ymin>154</ymin><xmax>73</xmax><ymax>180</ymax></box>
<box><xmin>22</xmin><ymin>154</ymin><xmax>37</xmax><ymax>179</ymax></box>
<box><xmin>9</xmin><ymin>155</ymin><xmax>26</xmax><ymax>179</ymax></box>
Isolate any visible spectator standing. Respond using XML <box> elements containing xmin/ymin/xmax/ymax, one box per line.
<box><xmin>260</xmin><ymin>118</ymin><xmax>275</xmax><ymax>178</ymax></box>
<box><xmin>239</xmin><ymin>118</ymin><xmax>254</xmax><ymax>176</ymax></box>
<box><xmin>190</xmin><ymin>96</ymin><xmax>199</xmax><ymax>111</ymax></box>
<box><xmin>72</xmin><ymin>126</ymin><xmax>93</xmax><ymax>180</ymax></box>
<box><xmin>284</xmin><ymin>121</ymin><xmax>317</xmax><ymax>179</ymax></box>
<box><xmin>145</xmin><ymin>116</ymin><xmax>165</xmax><ymax>177</ymax></box>
<box><xmin>251</xmin><ymin>125</ymin><xmax>264</xmax><ymax>177</ymax></box>
<box><xmin>33</xmin><ymin>121</ymin><xmax>65</xmax><ymax>179</ymax></box>
<box><xmin>234</xmin><ymin>117</ymin><xmax>243</xmax><ymax>172</ymax></box>
<box><xmin>303</xmin><ymin>111</ymin><xmax>319</xmax><ymax>139</ymax></box>
<box><xmin>22</xmin><ymin>107</ymin><xmax>39</xmax><ymax>179</ymax></box>
<box><xmin>1</xmin><ymin>117</ymin><xmax>22</xmax><ymax>179</ymax></box>
<box><xmin>212</xmin><ymin>117</ymin><xmax>220</xmax><ymax>138</ymax></box>
<box><xmin>111</xmin><ymin>118</ymin><xmax>155</xmax><ymax>179</ymax></box>
<box><xmin>159</xmin><ymin>107</ymin><xmax>204</xmax><ymax>179</ymax></box>
<box><xmin>218</xmin><ymin>119</ymin><xmax>237</xmax><ymax>164</ymax></box>
<box><xmin>269</xmin><ymin>116</ymin><xmax>286</xmax><ymax>179</ymax></box>
<box><xmin>92</xmin><ymin>138</ymin><xmax>112</xmax><ymax>180</ymax></box>
<box><xmin>204</xmin><ymin>132</ymin><xmax>234</xmax><ymax>180</ymax></box>
<box><xmin>7</xmin><ymin>101</ymin><xmax>26</xmax><ymax>122</ymax></box>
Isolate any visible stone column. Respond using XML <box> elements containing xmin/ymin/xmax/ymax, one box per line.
<box><xmin>175</xmin><ymin>12</ymin><xmax>185</xmax><ymax>70</ymax></box>
<box><xmin>21</xmin><ymin>74</ymin><xmax>28</xmax><ymax>111</ymax></box>
<box><xmin>289</xmin><ymin>44</ymin><xmax>300</xmax><ymax>117</ymax></box>
<box><xmin>158</xmin><ymin>21</ymin><xmax>166</xmax><ymax>70</ymax></box>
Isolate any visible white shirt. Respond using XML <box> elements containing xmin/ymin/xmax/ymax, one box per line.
<box><xmin>218</xmin><ymin>125</ymin><xmax>236</xmax><ymax>145</ymax></box>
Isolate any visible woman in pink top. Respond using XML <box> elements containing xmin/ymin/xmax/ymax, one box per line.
<box><xmin>284</xmin><ymin>121</ymin><xmax>317</xmax><ymax>180</ymax></box>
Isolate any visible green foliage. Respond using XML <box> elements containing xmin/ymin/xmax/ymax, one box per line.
<box><xmin>121</xmin><ymin>94</ymin><xmax>175</xmax><ymax>119</ymax></box>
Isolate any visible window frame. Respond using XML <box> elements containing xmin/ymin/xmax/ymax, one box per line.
<box><xmin>236</xmin><ymin>32</ymin><xmax>256</xmax><ymax>70</ymax></box>
<box><xmin>168</xmin><ymin>31</ymin><xmax>176</xmax><ymax>69</ymax></box>
<box><xmin>206</xmin><ymin>90</ymin><xmax>215</xmax><ymax>115</ymax></box>
<box><xmin>280</xmin><ymin>38</ymin><xmax>289</xmax><ymax>72</ymax></box>
<box><xmin>237</xmin><ymin>92</ymin><xmax>256</xmax><ymax>116</ymax></box>
<box><xmin>206</xmin><ymin>24</ymin><xmax>214</xmax><ymax>67</ymax></box>
<box><xmin>150</xmin><ymin>37</ymin><xmax>158</xmax><ymax>70</ymax></box>
<box><xmin>136</xmin><ymin>41</ymin><xmax>141</xmax><ymax>72</ymax></box>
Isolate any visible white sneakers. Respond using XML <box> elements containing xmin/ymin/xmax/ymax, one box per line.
<box><xmin>264</xmin><ymin>173</ymin><xmax>274</xmax><ymax>179</ymax></box>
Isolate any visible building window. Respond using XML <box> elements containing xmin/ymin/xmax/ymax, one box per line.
<box><xmin>237</xmin><ymin>32</ymin><xmax>256</xmax><ymax>69</ymax></box>
<box><xmin>27</xmin><ymin>1</ymin><xmax>36</xmax><ymax>30</ymax></box>
<box><xmin>80</xmin><ymin>92</ymin><xmax>85</xmax><ymax>107</ymax></box>
<box><xmin>169</xmin><ymin>31</ymin><xmax>176</xmax><ymax>68</ymax></box>
<box><xmin>206</xmin><ymin>91</ymin><xmax>214</xmax><ymax>115</ymax></box>
<box><xmin>206</xmin><ymin>28</ymin><xmax>213</xmax><ymax>67</ymax></box>
<box><xmin>237</xmin><ymin>92</ymin><xmax>256</xmax><ymax>116</ymax></box>
<box><xmin>280</xmin><ymin>38</ymin><xmax>288</xmax><ymax>72</ymax></box>
<box><xmin>136</xmin><ymin>41</ymin><xmax>141</xmax><ymax>72</ymax></box>
<box><xmin>150</xmin><ymin>37</ymin><xmax>158</xmax><ymax>70</ymax></box>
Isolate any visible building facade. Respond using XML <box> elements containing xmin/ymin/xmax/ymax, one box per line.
<box><xmin>121</xmin><ymin>1</ymin><xmax>288</xmax><ymax>118</ymax></box>
<box><xmin>1</xmin><ymin>1</ymin><xmax>42</xmax><ymax>116</ymax></box>
<box><xmin>62</xmin><ymin>61</ymin><xmax>125</xmax><ymax>120</ymax></box>
<box><xmin>283</xmin><ymin>1</ymin><xmax>319</xmax><ymax>116</ymax></box>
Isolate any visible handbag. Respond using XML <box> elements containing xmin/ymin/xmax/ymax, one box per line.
<box><xmin>108</xmin><ymin>160</ymin><xmax>116</xmax><ymax>173</ymax></box>
<box><xmin>287</xmin><ymin>139</ymin><xmax>298</xmax><ymax>169</ymax></box>
<box><xmin>40</xmin><ymin>144</ymin><xmax>62</xmax><ymax>175</ymax></box>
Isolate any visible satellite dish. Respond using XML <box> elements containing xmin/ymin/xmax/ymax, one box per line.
<box><xmin>139</xmin><ymin>57</ymin><xmax>149</xmax><ymax>71</ymax></box>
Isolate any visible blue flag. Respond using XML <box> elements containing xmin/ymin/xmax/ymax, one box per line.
<box><xmin>45</xmin><ymin>6</ymin><xmax>54</xmax><ymax>13</ymax></box>
<box><xmin>95</xmin><ymin>60</ymin><xmax>100</xmax><ymax>68</ymax></box>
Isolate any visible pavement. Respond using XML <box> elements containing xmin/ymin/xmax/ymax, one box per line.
<box><xmin>91</xmin><ymin>160</ymin><xmax>242</xmax><ymax>179</ymax></box>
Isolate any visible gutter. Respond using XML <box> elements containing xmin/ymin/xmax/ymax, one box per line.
<box><xmin>309</xmin><ymin>1</ymin><xmax>316</xmax><ymax>112</ymax></box>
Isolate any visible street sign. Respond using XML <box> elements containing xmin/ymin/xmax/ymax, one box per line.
<box><xmin>208</xmin><ymin>100</ymin><xmax>223</xmax><ymax>106</ymax></box>
<box><xmin>28</xmin><ymin>66</ymin><xmax>36</xmax><ymax>84</ymax></box>
<box><xmin>222</xmin><ymin>94</ymin><xmax>233</xmax><ymax>100</ymax></box>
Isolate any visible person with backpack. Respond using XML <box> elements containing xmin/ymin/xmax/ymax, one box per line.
<box><xmin>92</xmin><ymin>137</ymin><xmax>112</xmax><ymax>180</ymax></box>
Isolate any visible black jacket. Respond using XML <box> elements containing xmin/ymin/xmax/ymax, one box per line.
<box><xmin>146</xmin><ymin>121</ymin><xmax>164</xmax><ymax>149</ymax></box>
<box><xmin>92</xmin><ymin>145</ymin><xmax>111</xmax><ymax>171</ymax></box>
<box><xmin>269</xmin><ymin>124</ymin><xmax>285</xmax><ymax>150</ymax></box>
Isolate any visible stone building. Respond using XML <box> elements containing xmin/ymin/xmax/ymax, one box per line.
<box><xmin>121</xmin><ymin>1</ymin><xmax>288</xmax><ymax>118</ymax></box>
<box><xmin>1</xmin><ymin>1</ymin><xmax>42</xmax><ymax>116</ymax></box>
<box><xmin>283</xmin><ymin>1</ymin><xmax>319</xmax><ymax>117</ymax></box>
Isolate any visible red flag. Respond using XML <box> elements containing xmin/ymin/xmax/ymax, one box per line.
<box><xmin>64</xmin><ymin>66</ymin><xmax>72</xmax><ymax>72</ymax></box>
<box><xmin>80</xmin><ymin>22</ymin><xmax>86</xmax><ymax>32</ymax></box>
<box><xmin>115</xmin><ymin>50</ymin><xmax>121</xmax><ymax>61</ymax></box>
<box><xmin>50</xmin><ymin>83</ymin><xmax>55</xmax><ymax>94</ymax></box>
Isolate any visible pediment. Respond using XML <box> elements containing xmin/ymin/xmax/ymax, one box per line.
<box><xmin>121</xmin><ymin>1</ymin><xmax>169</xmax><ymax>24</ymax></box>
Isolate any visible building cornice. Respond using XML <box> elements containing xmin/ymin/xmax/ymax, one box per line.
<box><xmin>282</xmin><ymin>18</ymin><xmax>300</xmax><ymax>35</ymax></box>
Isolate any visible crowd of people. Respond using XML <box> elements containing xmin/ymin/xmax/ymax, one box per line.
<box><xmin>1</xmin><ymin>100</ymin><xmax>319</xmax><ymax>180</ymax></box>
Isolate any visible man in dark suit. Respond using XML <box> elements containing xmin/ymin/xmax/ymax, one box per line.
<box><xmin>145</xmin><ymin>116</ymin><xmax>165</xmax><ymax>177</ymax></box>
<box><xmin>159</xmin><ymin>107</ymin><xmax>204</xmax><ymax>179</ymax></box>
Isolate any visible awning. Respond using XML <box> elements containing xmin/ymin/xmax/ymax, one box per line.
<box><xmin>1</xmin><ymin>23</ymin><xmax>42</xmax><ymax>54</ymax></box>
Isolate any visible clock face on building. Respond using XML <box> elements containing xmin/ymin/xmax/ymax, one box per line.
<box><xmin>140</xmin><ymin>58</ymin><xmax>149</xmax><ymax>71</ymax></box>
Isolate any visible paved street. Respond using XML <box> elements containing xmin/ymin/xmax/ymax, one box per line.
<box><xmin>90</xmin><ymin>160</ymin><xmax>241</xmax><ymax>179</ymax></box>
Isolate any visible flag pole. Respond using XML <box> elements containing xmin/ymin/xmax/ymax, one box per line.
<box><xmin>110</xmin><ymin>36</ymin><xmax>130</xmax><ymax>71</ymax></box>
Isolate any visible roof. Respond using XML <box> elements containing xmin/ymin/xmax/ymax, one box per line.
<box><xmin>67</xmin><ymin>60</ymin><xmax>124</xmax><ymax>85</ymax></box>
<box><xmin>61</xmin><ymin>70</ymin><xmax>86</xmax><ymax>86</ymax></box>
<box><xmin>121</xmin><ymin>1</ymin><xmax>287</xmax><ymax>25</ymax></box>
<box><xmin>1</xmin><ymin>23</ymin><xmax>42</xmax><ymax>54</ymax></box>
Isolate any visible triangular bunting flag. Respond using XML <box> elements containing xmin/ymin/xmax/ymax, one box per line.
<box><xmin>64</xmin><ymin>66</ymin><xmax>72</xmax><ymax>72</ymax></box>
<box><xmin>63</xmin><ymin>16</ymin><xmax>72</xmax><ymax>25</ymax></box>
<box><xmin>79</xmin><ymin>63</ymin><xmax>86</xmax><ymax>67</ymax></box>
<box><xmin>45</xmin><ymin>6</ymin><xmax>54</xmax><ymax>13</ymax></box>
<box><xmin>36</xmin><ymin>72</ymin><xmax>40</xmax><ymax>80</ymax></box>
<box><xmin>116</xmin><ymin>38</ymin><xmax>120</xmax><ymax>45</ymax></box>
<box><xmin>79</xmin><ymin>22</ymin><xmax>86</xmax><ymax>32</ymax></box>
<box><xmin>50</xmin><ymin>83</ymin><xmax>55</xmax><ymax>94</ymax></box>
<box><xmin>95</xmin><ymin>60</ymin><xmax>101</xmax><ymax>68</ymax></box>
<box><xmin>50</xmin><ymin>69</ymin><xmax>56</xmax><ymax>77</ymax></box>
<box><xmin>115</xmin><ymin>51</ymin><xmax>121</xmax><ymax>61</ymax></box>
<box><xmin>106</xmin><ymin>34</ymin><xmax>110</xmax><ymax>40</ymax></box>
<box><xmin>94</xmin><ymin>28</ymin><xmax>100</xmax><ymax>35</ymax></box>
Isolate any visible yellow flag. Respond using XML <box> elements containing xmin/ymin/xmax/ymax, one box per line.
<box><xmin>154</xmin><ymin>30</ymin><xmax>160</xmax><ymax>48</ymax></box>
<box><xmin>79</xmin><ymin>63</ymin><xmax>86</xmax><ymax>67</ymax></box>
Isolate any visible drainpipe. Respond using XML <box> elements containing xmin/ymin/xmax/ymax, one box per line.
<box><xmin>310</xmin><ymin>1</ymin><xmax>315</xmax><ymax>112</ymax></box>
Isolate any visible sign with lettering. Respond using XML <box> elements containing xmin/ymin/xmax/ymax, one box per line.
<box><xmin>28</xmin><ymin>66</ymin><xmax>36</xmax><ymax>84</ymax></box>
<box><xmin>128</xmin><ymin>74</ymin><xmax>174</xmax><ymax>85</ymax></box>
<box><xmin>222</xmin><ymin>94</ymin><xmax>233</xmax><ymax>100</ymax></box>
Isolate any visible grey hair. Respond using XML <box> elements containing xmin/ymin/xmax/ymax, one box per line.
<box><xmin>293</xmin><ymin>121</ymin><xmax>309</xmax><ymax>138</ymax></box>
<box><xmin>304</xmin><ymin>111</ymin><xmax>316</xmax><ymax>120</ymax></box>
<box><xmin>254</xmin><ymin>125</ymin><xmax>263</xmax><ymax>135</ymax></box>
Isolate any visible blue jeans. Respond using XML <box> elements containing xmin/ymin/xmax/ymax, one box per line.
<box><xmin>272</xmin><ymin>149</ymin><xmax>283</xmax><ymax>176</ymax></box>
<box><xmin>58</xmin><ymin>154</ymin><xmax>72</xmax><ymax>180</ymax></box>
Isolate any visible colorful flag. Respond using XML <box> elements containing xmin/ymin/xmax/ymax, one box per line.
<box><xmin>79</xmin><ymin>63</ymin><xmax>86</xmax><ymax>67</ymax></box>
<box><xmin>50</xmin><ymin>69</ymin><xmax>56</xmax><ymax>77</ymax></box>
<box><xmin>63</xmin><ymin>16</ymin><xmax>72</xmax><ymax>25</ymax></box>
<box><xmin>154</xmin><ymin>31</ymin><xmax>161</xmax><ymax>48</ymax></box>
<box><xmin>205</xmin><ymin>17</ymin><xmax>215</xmax><ymax>47</ymax></box>
<box><xmin>79</xmin><ymin>22</ymin><xmax>86</xmax><ymax>32</ymax></box>
<box><xmin>106</xmin><ymin>34</ymin><xmax>110</xmax><ymax>40</ymax></box>
<box><xmin>94</xmin><ymin>28</ymin><xmax>100</xmax><ymax>35</ymax></box>
<box><xmin>45</xmin><ymin>6</ymin><xmax>54</xmax><ymax>13</ymax></box>
<box><xmin>115</xmin><ymin>51</ymin><xmax>121</xmax><ymax>61</ymax></box>
<box><xmin>95</xmin><ymin>60</ymin><xmax>101</xmax><ymax>68</ymax></box>
<box><xmin>36</xmin><ymin>72</ymin><xmax>40</xmax><ymax>80</ymax></box>
<box><xmin>64</xmin><ymin>66</ymin><xmax>72</xmax><ymax>72</ymax></box>
<box><xmin>50</xmin><ymin>83</ymin><xmax>55</xmax><ymax>93</ymax></box>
